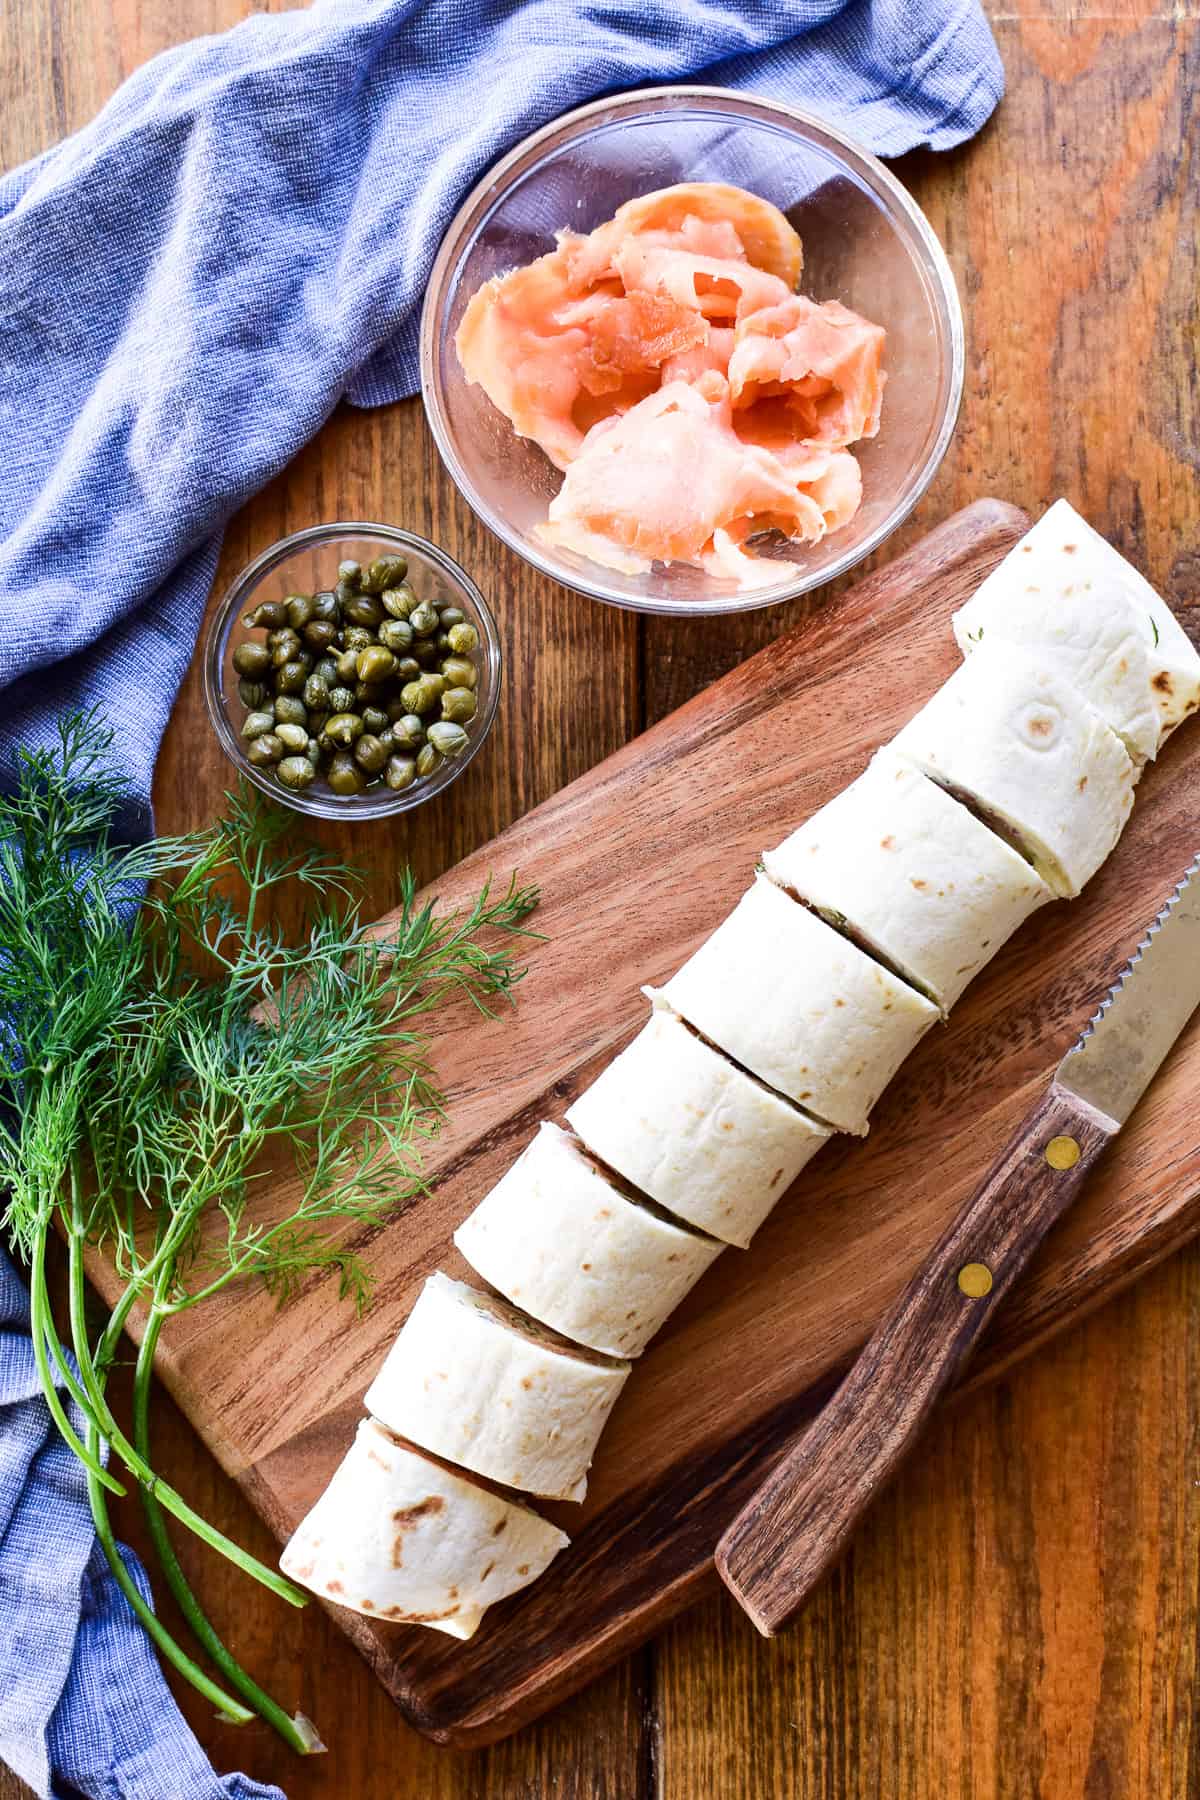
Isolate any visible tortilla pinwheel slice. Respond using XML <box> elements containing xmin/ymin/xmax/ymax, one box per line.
<box><xmin>365</xmin><ymin>1273</ymin><xmax>630</xmax><ymax>1503</ymax></box>
<box><xmin>763</xmin><ymin>749</ymin><xmax>1054</xmax><ymax>1013</ymax></box>
<box><xmin>566</xmin><ymin>1002</ymin><xmax>830</xmax><ymax>1247</ymax></box>
<box><xmin>279</xmin><ymin>1419</ymin><xmax>568</xmax><ymax>1639</ymax></box>
<box><xmin>454</xmin><ymin>1121</ymin><xmax>724</xmax><ymax>1359</ymax></box>
<box><xmin>891</xmin><ymin>640</ymin><xmax>1138</xmax><ymax>899</ymax></box>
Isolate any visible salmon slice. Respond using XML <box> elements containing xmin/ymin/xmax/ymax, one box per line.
<box><xmin>613</xmin><ymin>240</ymin><xmax>790</xmax><ymax>322</ymax></box>
<box><xmin>456</xmin><ymin>249</ymin><xmax>707</xmax><ymax>469</ymax></box>
<box><xmin>586</xmin><ymin>183</ymin><xmax>804</xmax><ymax>287</ymax></box>
<box><xmin>537</xmin><ymin>376</ymin><xmax>846</xmax><ymax>583</ymax></box>
<box><xmin>728</xmin><ymin>296</ymin><xmax>886</xmax><ymax>444</ymax></box>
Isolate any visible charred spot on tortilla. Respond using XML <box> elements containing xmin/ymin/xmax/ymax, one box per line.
<box><xmin>380</xmin><ymin>1605</ymin><xmax>460</xmax><ymax>1622</ymax></box>
<box><xmin>1078</xmin><ymin>775</ymin><xmax>1089</xmax><ymax>791</ymax></box>
<box><xmin>366</xmin><ymin>1448</ymin><xmax>392</xmax><ymax>1470</ymax></box>
<box><xmin>493</xmin><ymin>1517</ymin><xmax>508</xmax><ymax>1536</ymax></box>
<box><xmin>1154</xmin><ymin>670</ymin><xmax>1174</xmax><ymax>693</ymax></box>
<box><xmin>480</xmin><ymin>1561</ymin><xmax>496</xmax><ymax>1581</ymax></box>
<box><xmin>326</xmin><ymin>1579</ymin><xmax>344</xmax><ymax>1595</ymax></box>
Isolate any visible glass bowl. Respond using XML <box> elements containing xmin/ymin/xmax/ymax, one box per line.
<box><xmin>204</xmin><ymin>523</ymin><xmax>501</xmax><ymax>820</ymax></box>
<box><xmin>421</xmin><ymin>86</ymin><xmax>963</xmax><ymax>617</ymax></box>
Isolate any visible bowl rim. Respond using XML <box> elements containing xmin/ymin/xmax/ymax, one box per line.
<box><xmin>420</xmin><ymin>83</ymin><xmax>965</xmax><ymax>617</ymax></box>
<box><xmin>203</xmin><ymin>520</ymin><xmax>502</xmax><ymax>820</ymax></box>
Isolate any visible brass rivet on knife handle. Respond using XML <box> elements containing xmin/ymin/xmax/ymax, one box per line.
<box><xmin>1045</xmin><ymin>1134</ymin><xmax>1081</xmax><ymax>1170</ymax></box>
<box><xmin>957</xmin><ymin>1262</ymin><xmax>993</xmax><ymax>1297</ymax></box>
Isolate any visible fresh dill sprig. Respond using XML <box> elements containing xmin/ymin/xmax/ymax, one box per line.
<box><xmin>0</xmin><ymin>711</ymin><xmax>538</xmax><ymax>1752</ymax></box>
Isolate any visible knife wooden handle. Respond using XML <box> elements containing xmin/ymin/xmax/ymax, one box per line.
<box><xmin>715</xmin><ymin>1082</ymin><xmax>1115</xmax><ymax>1637</ymax></box>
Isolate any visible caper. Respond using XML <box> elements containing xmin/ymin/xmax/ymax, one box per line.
<box><xmin>273</xmin><ymin>694</ymin><xmax>307</xmax><ymax>727</ymax></box>
<box><xmin>237</xmin><ymin>678</ymin><xmax>269</xmax><ymax>709</ymax></box>
<box><xmin>335</xmin><ymin>649</ymin><xmax>360</xmax><ymax>683</ymax></box>
<box><xmin>391</xmin><ymin>713</ymin><xmax>425</xmax><ymax>752</ymax></box>
<box><xmin>232</xmin><ymin>640</ymin><xmax>272</xmax><ymax>679</ymax></box>
<box><xmin>354</xmin><ymin>733</ymin><xmax>389</xmax><ymax>775</ymax></box>
<box><xmin>447</xmin><ymin>622</ymin><xmax>479</xmax><ymax>655</ymax></box>
<box><xmin>304</xmin><ymin>674</ymin><xmax>331</xmax><ymax>711</ymax></box>
<box><xmin>395</xmin><ymin>656</ymin><xmax>421</xmax><ymax>681</ymax></box>
<box><xmin>427</xmin><ymin>721</ymin><xmax>469</xmax><ymax>758</ymax></box>
<box><xmin>356</xmin><ymin>645</ymin><xmax>395</xmax><ymax>684</ymax></box>
<box><xmin>354</xmin><ymin>681</ymin><xmax>388</xmax><ymax>708</ymax></box>
<box><xmin>337</xmin><ymin>559</ymin><xmax>362</xmax><ymax>587</ymax></box>
<box><xmin>344</xmin><ymin>592</ymin><xmax>384</xmax><ymax>629</ymax></box>
<box><xmin>311</xmin><ymin>591</ymin><xmax>340</xmax><ymax>625</ymax></box>
<box><xmin>363</xmin><ymin>555</ymin><xmax>408</xmax><ymax>593</ymax></box>
<box><xmin>378</xmin><ymin>618</ymin><xmax>413</xmax><ymax>654</ymax></box>
<box><xmin>303</xmin><ymin>619</ymin><xmax>338</xmax><ymax>654</ymax></box>
<box><xmin>439</xmin><ymin>654</ymin><xmax>477</xmax><ymax>691</ymax></box>
<box><xmin>438</xmin><ymin>607</ymin><xmax>466</xmax><ymax>629</ymax></box>
<box><xmin>326</xmin><ymin>752</ymin><xmax>365</xmax><ymax>796</ymax></box>
<box><xmin>268</xmin><ymin>627</ymin><xmax>301</xmax><ymax>659</ymax></box>
<box><xmin>400</xmin><ymin>678</ymin><xmax>439</xmax><ymax>716</ymax></box>
<box><xmin>325</xmin><ymin>711</ymin><xmax>364</xmax><ymax>748</ymax></box>
<box><xmin>305</xmin><ymin>740</ymin><xmax>323</xmax><ymax>770</ymax></box>
<box><xmin>343</xmin><ymin>625</ymin><xmax>373</xmax><ymax>653</ymax></box>
<box><xmin>276</xmin><ymin>658</ymin><xmax>310</xmax><ymax>695</ymax></box>
<box><xmin>314</xmin><ymin>655</ymin><xmax>339</xmax><ymax>685</ymax></box>
<box><xmin>381</xmin><ymin>585</ymin><xmax>415</xmax><ymax>620</ymax></box>
<box><xmin>243</xmin><ymin>599</ymin><xmax>287</xmax><ymax>630</ymax></box>
<box><xmin>246</xmin><ymin>732</ymin><xmax>283</xmax><ymax>767</ymax></box>
<box><xmin>277</xmin><ymin>755</ymin><xmax>316</xmax><ymax>789</ymax></box>
<box><xmin>435</xmin><ymin>630</ymin><xmax>453</xmax><ymax>654</ymax></box>
<box><xmin>361</xmin><ymin>706</ymin><xmax>389</xmax><ymax>735</ymax></box>
<box><xmin>275</xmin><ymin>722</ymin><xmax>310</xmax><ymax>753</ymax></box>
<box><xmin>409</xmin><ymin>600</ymin><xmax>439</xmax><ymax>637</ymax></box>
<box><xmin>411</xmin><ymin>639</ymin><xmax>440</xmax><ymax>668</ymax></box>
<box><xmin>441</xmin><ymin>686</ymin><xmax>477</xmax><ymax>725</ymax></box>
<box><xmin>307</xmin><ymin>710</ymin><xmax>329</xmax><ymax>739</ymax></box>
<box><xmin>241</xmin><ymin>710</ymin><xmax>275</xmax><ymax>741</ymax></box>
<box><xmin>334</xmin><ymin>579</ymin><xmax>360</xmax><ymax>609</ymax></box>
<box><xmin>385</xmin><ymin>755</ymin><xmax>416</xmax><ymax>792</ymax></box>
<box><xmin>327</xmin><ymin>685</ymin><xmax>355</xmax><ymax>715</ymax></box>
<box><xmin>415</xmin><ymin>743</ymin><xmax>442</xmax><ymax>779</ymax></box>
<box><xmin>285</xmin><ymin>593</ymin><xmax>315</xmax><ymax>629</ymax></box>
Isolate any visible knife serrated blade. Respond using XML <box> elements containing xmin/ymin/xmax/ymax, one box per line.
<box><xmin>1057</xmin><ymin>858</ymin><xmax>1200</xmax><ymax>1128</ymax></box>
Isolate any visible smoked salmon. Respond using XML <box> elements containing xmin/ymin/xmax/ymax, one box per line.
<box><xmin>455</xmin><ymin>183</ymin><xmax>886</xmax><ymax>588</ymax></box>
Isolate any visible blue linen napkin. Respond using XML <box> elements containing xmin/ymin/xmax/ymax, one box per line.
<box><xmin>0</xmin><ymin>2</ymin><xmax>1002</xmax><ymax>1795</ymax></box>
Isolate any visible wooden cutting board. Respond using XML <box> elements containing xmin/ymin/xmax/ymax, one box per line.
<box><xmin>89</xmin><ymin>498</ymin><xmax>1200</xmax><ymax>1746</ymax></box>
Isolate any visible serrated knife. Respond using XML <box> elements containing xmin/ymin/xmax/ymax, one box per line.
<box><xmin>716</xmin><ymin>859</ymin><xmax>1200</xmax><ymax>1638</ymax></box>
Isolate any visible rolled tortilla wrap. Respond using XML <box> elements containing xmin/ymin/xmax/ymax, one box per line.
<box><xmin>763</xmin><ymin>750</ymin><xmax>1054</xmax><ymax>1013</ymax></box>
<box><xmin>953</xmin><ymin>500</ymin><xmax>1200</xmax><ymax>760</ymax></box>
<box><xmin>565</xmin><ymin>1004</ymin><xmax>830</xmax><ymax>1247</ymax></box>
<box><xmin>279</xmin><ymin>1418</ymin><xmax>568</xmax><ymax>1638</ymax></box>
<box><xmin>365</xmin><ymin>1273</ymin><xmax>630</xmax><ymax>1502</ymax></box>
<box><xmin>453</xmin><ymin>1121</ymin><xmax>723</xmax><ymax>1358</ymax></box>
<box><xmin>656</xmin><ymin>873</ymin><xmax>938</xmax><ymax>1135</ymax></box>
<box><xmin>891</xmin><ymin>641</ymin><xmax>1137</xmax><ymax>899</ymax></box>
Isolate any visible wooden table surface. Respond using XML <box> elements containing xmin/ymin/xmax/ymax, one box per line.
<box><xmin>5</xmin><ymin>2</ymin><xmax>1200</xmax><ymax>1795</ymax></box>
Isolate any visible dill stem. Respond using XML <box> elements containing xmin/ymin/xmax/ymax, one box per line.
<box><xmin>133</xmin><ymin>1286</ymin><xmax>323</xmax><ymax>1756</ymax></box>
<box><xmin>29</xmin><ymin>1218</ymin><xmax>123</xmax><ymax>1496</ymax></box>
<box><xmin>64</xmin><ymin>1223</ymin><xmax>307</xmax><ymax>1609</ymax></box>
<box><xmin>80</xmin><ymin>1411</ymin><xmax>254</xmax><ymax>1727</ymax></box>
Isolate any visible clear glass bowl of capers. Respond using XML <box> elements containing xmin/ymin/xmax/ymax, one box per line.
<box><xmin>204</xmin><ymin>523</ymin><xmax>502</xmax><ymax>819</ymax></box>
